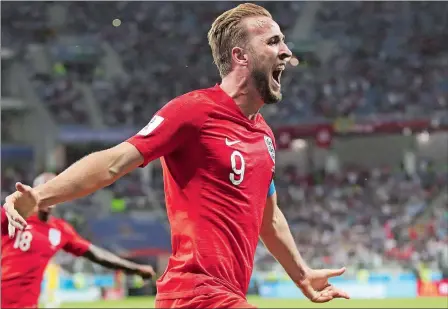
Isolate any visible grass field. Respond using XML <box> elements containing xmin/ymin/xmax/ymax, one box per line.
<box><xmin>61</xmin><ymin>296</ymin><xmax>447</xmax><ymax>308</ymax></box>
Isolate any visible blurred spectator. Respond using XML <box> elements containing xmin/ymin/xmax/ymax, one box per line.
<box><xmin>3</xmin><ymin>2</ymin><xmax>446</xmax><ymax>126</ymax></box>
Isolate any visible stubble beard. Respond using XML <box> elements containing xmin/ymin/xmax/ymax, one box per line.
<box><xmin>251</xmin><ymin>68</ymin><xmax>282</xmax><ymax>105</ymax></box>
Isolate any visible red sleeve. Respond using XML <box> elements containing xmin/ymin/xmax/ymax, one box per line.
<box><xmin>126</xmin><ymin>93</ymin><xmax>208</xmax><ymax>167</ymax></box>
<box><xmin>1</xmin><ymin>207</ymin><xmax>6</xmax><ymax>223</ymax></box>
<box><xmin>1</xmin><ymin>207</ymin><xmax>8</xmax><ymax>235</ymax></box>
<box><xmin>60</xmin><ymin>220</ymin><xmax>91</xmax><ymax>256</ymax></box>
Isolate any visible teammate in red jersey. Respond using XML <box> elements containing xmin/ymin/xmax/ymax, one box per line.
<box><xmin>1</xmin><ymin>172</ymin><xmax>155</xmax><ymax>308</ymax></box>
<box><xmin>4</xmin><ymin>3</ymin><xmax>350</xmax><ymax>308</ymax></box>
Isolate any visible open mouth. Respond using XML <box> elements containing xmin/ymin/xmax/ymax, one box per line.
<box><xmin>272</xmin><ymin>68</ymin><xmax>283</xmax><ymax>87</ymax></box>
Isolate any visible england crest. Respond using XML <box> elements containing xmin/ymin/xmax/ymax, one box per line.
<box><xmin>264</xmin><ymin>135</ymin><xmax>275</xmax><ymax>163</ymax></box>
<box><xmin>48</xmin><ymin>228</ymin><xmax>61</xmax><ymax>246</ymax></box>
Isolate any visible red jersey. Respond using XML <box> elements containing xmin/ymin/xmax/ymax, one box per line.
<box><xmin>1</xmin><ymin>208</ymin><xmax>91</xmax><ymax>308</ymax></box>
<box><xmin>127</xmin><ymin>85</ymin><xmax>276</xmax><ymax>300</ymax></box>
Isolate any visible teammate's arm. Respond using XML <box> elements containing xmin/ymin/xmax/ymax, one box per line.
<box><xmin>63</xmin><ymin>223</ymin><xmax>155</xmax><ymax>278</ymax></box>
<box><xmin>82</xmin><ymin>245</ymin><xmax>155</xmax><ymax>278</ymax></box>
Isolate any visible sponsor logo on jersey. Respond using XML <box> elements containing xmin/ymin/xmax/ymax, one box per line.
<box><xmin>137</xmin><ymin>115</ymin><xmax>164</xmax><ymax>136</ymax></box>
<box><xmin>48</xmin><ymin>228</ymin><xmax>61</xmax><ymax>246</ymax></box>
<box><xmin>264</xmin><ymin>135</ymin><xmax>275</xmax><ymax>164</ymax></box>
<box><xmin>225</xmin><ymin>138</ymin><xmax>241</xmax><ymax>146</ymax></box>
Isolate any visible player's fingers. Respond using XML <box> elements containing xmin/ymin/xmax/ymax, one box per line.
<box><xmin>324</xmin><ymin>267</ymin><xmax>346</xmax><ymax>278</ymax></box>
<box><xmin>316</xmin><ymin>285</ymin><xmax>344</xmax><ymax>303</ymax></box>
<box><xmin>5</xmin><ymin>212</ymin><xmax>25</xmax><ymax>231</ymax></box>
<box><xmin>4</xmin><ymin>205</ymin><xmax>27</xmax><ymax>229</ymax></box>
<box><xmin>299</xmin><ymin>281</ymin><xmax>328</xmax><ymax>303</ymax></box>
<box><xmin>11</xmin><ymin>211</ymin><xmax>28</xmax><ymax>228</ymax></box>
<box><xmin>4</xmin><ymin>191</ymin><xmax>19</xmax><ymax>205</ymax></box>
<box><xmin>16</xmin><ymin>182</ymin><xmax>26</xmax><ymax>192</ymax></box>
<box><xmin>5</xmin><ymin>209</ymin><xmax>26</xmax><ymax>228</ymax></box>
<box><xmin>329</xmin><ymin>286</ymin><xmax>350</xmax><ymax>299</ymax></box>
<box><xmin>16</xmin><ymin>182</ymin><xmax>33</xmax><ymax>194</ymax></box>
<box><xmin>8</xmin><ymin>223</ymin><xmax>16</xmax><ymax>238</ymax></box>
<box><xmin>313</xmin><ymin>290</ymin><xmax>334</xmax><ymax>303</ymax></box>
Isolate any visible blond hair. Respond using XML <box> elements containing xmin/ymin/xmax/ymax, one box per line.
<box><xmin>208</xmin><ymin>3</ymin><xmax>272</xmax><ymax>78</ymax></box>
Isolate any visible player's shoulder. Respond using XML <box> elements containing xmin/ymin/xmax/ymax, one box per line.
<box><xmin>171</xmin><ymin>85</ymin><xmax>221</xmax><ymax>110</ymax></box>
<box><xmin>50</xmin><ymin>217</ymin><xmax>74</xmax><ymax>233</ymax></box>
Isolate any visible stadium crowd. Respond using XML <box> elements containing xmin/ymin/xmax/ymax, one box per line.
<box><xmin>4</xmin><ymin>2</ymin><xmax>446</xmax><ymax>126</ymax></box>
<box><xmin>33</xmin><ymin>74</ymin><xmax>89</xmax><ymax>125</ymax></box>
<box><xmin>307</xmin><ymin>2</ymin><xmax>447</xmax><ymax>121</ymax></box>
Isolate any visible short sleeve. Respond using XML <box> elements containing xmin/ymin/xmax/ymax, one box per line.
<box><xmin>61</xmin><ymin>221</ymin><xmax>91</xmax><ymax>256</ymax></box>
<box><xmin>1</xmin><ymin>207</ymin><xmax>8</xmax><ymax>235</ymax></box>
<box><xmin>267</xmin><ymin>180</ymin><xmax>276</xmax><ymax>197</ymax></box>
<box><xmin>126</xmin><ymin>94</ymin><xmax>207</xmax><ymax>167</ymax></box>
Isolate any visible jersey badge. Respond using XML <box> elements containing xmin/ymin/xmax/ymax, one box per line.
<box><xmin>48</xmin><ymin>228</ymin><xmax>61</xmax><ymax>246</ymax></box>
<box><xmin>264</xmin><ymin>135</ymin><xmax>275</xmax><ymax>164</ymax></box>
<box><xmin>137</xmin><ymin>115</ymin><xmax>164</xmax><ymax>136</ymax></box>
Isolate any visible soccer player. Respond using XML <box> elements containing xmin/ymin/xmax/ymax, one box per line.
<box><xmin>4</xmin><ymin>3</ymin><xmax>350</xmax><ymax>308</ymax></box>
<box><xmin>1</xmin><ymin>172</ymin><xmax>155</xmax><ymax>308</ymax></box>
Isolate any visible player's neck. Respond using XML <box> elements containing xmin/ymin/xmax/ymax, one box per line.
<box><xmin>220</xmin><ymin>73</ymin><xmax>264</xmax><ymax>121</ymax></box>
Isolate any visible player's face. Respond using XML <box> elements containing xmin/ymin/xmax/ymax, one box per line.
<box><xmin>245</xmin><ymin>17</ymin><xmax>292</xmax><ymax>104</ymax></box>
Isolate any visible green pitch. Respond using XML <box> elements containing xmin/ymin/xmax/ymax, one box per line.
<box><xmin>61</xmin><ymin>296</ymin><xmax>447</xmax><ymax>308</ymax></box>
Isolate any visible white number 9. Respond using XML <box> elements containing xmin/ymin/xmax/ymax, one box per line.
<box><xmin>230</xmin><ymin>150</ymin><xmax>245</xmax><ymax>186</ymax></box>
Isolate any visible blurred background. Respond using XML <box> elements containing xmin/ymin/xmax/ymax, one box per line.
<box><xmin>1</xmin><ymin>1</ymin><xmax>447</xmax><ymax>306</ymax></box>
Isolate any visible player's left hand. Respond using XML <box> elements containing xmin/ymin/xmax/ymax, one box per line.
<box><xmin>296</xmin><ymin>267</ymin><xmax>350</xmax><ymax>303</ymax></box>
<box><xmin>136</xmin><ymin>265</ymin><xmax>156</xmax><ymax>280</ymax></box>
<box><xmin>4</xmin><ymin>182</ymin><xmax>37</xmax><ymax>237</ymax></box>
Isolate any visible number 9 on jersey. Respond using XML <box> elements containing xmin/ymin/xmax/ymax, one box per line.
<box><xmin>230</xmin><ymin>150</ymin><xmax>245</xmax><ymax>186</ymax></box>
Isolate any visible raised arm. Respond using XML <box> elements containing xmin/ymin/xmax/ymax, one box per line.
<box><xmin>260</xmin><ymin>185</ymin><xmax>350</xmax><ymax>303</ymax></box>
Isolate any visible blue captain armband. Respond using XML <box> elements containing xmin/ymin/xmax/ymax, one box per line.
<box><xmin>267</xmin><ymin>180</ymin><xmax>276</xmax><ymax>197</ymax></box>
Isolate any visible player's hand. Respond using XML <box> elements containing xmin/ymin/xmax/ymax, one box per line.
<box><xmin>296</xmin><ymin>267</ymin><xmax>350</xmax><ymax>303</ymax></box>
<box><xmin>4</xmin><ymin>182</ymin><xmax>38</xmax><ymax>237</ymax></box>
<box><xmin>136</xmin><ymin>264</ymin><xmax>156</xmax><ymax>280</ymax></box>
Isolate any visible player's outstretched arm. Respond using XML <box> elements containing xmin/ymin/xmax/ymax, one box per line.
<box><xmin>3</xmin><ymin>142</ymin><xmax>143</xmax><ymax>227</ymax></box>
<box><xmin>36</xmin><ymin>142</ymin><xmax>143</xmax><ymax>208</ymax></box>
<box><xmin>260</xmin><ymin>192</ymin><xmax>350</xmax><ymax>303</ymax></box>
<box><xmin>83</xmin><ymin>244</ymin><xmax>155</xmax><ymax>279</ymax></box>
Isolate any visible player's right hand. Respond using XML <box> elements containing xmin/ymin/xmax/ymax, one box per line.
<box><xmin>4</xmin><ymin>182</ymin><xmax>38</xmax><ymax>237</ymax></box>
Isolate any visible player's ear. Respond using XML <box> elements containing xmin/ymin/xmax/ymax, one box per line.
<box><xmin>231</xmin><ymin>47</ymin><xmax>248</xmax><ymax>66</ymax></box>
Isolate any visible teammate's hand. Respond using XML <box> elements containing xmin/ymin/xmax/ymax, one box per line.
<box><xmin>296</xmin><ymin>267</ymin><xmax>350</xmax><ymax>303</ymax></box>
<box><xmin>4</xmin><ymin>182</ymin><xmax>38</xmax><ymax>237</ymax></box>
<box><xmin>136</xmin><ymin>264</ymin><xmax>156</xmax><ymax>279</ymax></box>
